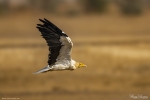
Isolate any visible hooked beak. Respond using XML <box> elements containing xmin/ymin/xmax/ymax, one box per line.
<box><xmin>81</xmin><ymin>64</ymin><xmax>87</xmax><ymax>68</ymax></box>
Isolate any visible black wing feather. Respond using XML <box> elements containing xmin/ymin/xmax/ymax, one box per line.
<box><xmin>37</xmin><ymin>18</ymin><xmax>67</xmax><ymax>65</ymax></box>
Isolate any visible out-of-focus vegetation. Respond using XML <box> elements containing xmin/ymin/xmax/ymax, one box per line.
<box><xmin>0</xmin><ymin>0</ymin><xmax>150</xmax><ymax>100</ymax></box>
<box><xmin>0</xmin><ymin>0</ymin><xmax>150</xmax><ymax>15</ymax></box>
<box><xmin>79</xmin><ymin>0</ymin><xmax>110</xmax><ymax>13</ymax></box>
<box><xmin>116</xmin><ymin>0</ymin><xmax>144</xmax><ymax>15</ymax></box>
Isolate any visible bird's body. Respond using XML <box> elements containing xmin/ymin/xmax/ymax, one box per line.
<box><xmin>33</xmin><ymin>18</ymin><xmax>86</xmax><ymax>74</ymax></box>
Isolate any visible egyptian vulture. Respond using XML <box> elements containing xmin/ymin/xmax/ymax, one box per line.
<box><xmin>33</xmin><ymin>18</ymin><xmax>86</xmax><ymax>74</ymax></box>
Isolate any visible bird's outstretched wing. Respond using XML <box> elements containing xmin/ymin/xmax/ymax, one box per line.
<box><xmin>37</xmin><ymin>18</ymin><xmax>73</xmax><ymax>66</ymax></box>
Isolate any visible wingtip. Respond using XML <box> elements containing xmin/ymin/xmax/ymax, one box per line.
<box><xmin>39</xmin><ymin>18</ymin><xmax>43</xmax><ymax>21</ymax></box>
<box><xmin>39</xmin><ymin>18</ymin><xmax>46</xmax><ymax>23</ymax></box>
<box><xmin>44</xmin><ymin>18</ymin><xmax>49</xmax><ymax>22</ymax></box>
<box><xmin>37</xmin><ymin>24</ymin><xmax>43</xmax><ymax>27</ymax></box>
<box><xmin>36</xmin><ymin>26</ymin><xmax>40</xmax><ymax>29</ymax></box>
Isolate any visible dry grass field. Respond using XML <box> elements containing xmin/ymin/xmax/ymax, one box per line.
<box><xmin>0</xmin><ymin>12</ymin><xmax>150</xmax><ymax>100</ymax></box>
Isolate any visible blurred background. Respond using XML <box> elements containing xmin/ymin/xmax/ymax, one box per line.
<box><xmin>0</xmin><ymin>0</ymin><xmax>150</xmax><ymax>100</ymax></box>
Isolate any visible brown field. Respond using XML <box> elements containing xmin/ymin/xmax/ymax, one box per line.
<box><xmin>0</xmin><ymin>12</ymin><xmax>150</xmax><ymax>100</ymax></box>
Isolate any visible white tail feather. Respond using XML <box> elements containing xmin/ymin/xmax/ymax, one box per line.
<box><xmin>33</xmin><ymin>65</ymin><xmax>51</xmax><ymax>74</ymax></box>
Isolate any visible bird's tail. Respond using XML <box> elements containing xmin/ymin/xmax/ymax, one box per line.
<box><xmin>33</xmin><ymin>65</ymin><xmax>51</xmax><ymax>74</ymax></box>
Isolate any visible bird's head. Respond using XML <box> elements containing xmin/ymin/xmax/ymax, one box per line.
<box><xmin>76</xmin><ymin>62</ymin><xmax>87</xmax><ymax>68</ymax></box>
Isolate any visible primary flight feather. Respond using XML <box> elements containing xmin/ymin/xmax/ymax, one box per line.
<box><xmin>33</xmin><ymin>18</ymin><xmax>86</xmax><ymax>74</ymax></box>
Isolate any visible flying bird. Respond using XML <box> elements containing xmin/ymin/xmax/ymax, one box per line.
<box><xmin>33</xmin><ymin>18</ymin><xmax>86</xmax><ymax>74</ymax></box>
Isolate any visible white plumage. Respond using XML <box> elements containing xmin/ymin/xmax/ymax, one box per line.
<box><xmin>33</xmin><ymin>18</ymin><xmax>86</xmax><ymax>74</ymax></box>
